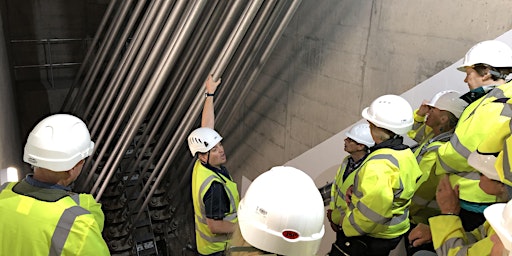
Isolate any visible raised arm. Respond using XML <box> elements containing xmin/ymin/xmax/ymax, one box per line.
<box><xmin>201</xmin><ymin>74</ymin><xmax>221</xmax><ymax>129</ymax></box>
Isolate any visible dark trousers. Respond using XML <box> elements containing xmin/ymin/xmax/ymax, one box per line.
<box><xmin>331</xmin><ymin>231</ymin><xmax>402</xmax><ymax>256</ymax></box>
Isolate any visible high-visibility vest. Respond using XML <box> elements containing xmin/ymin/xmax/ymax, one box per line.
<box><xmin>192</xmin><ymin>160</ymin><xmax>239</xmax><ymax>255</ymax></box>
<box><xmin>342</xmin><ymin>147</ymin><xmax>423</xmax><ymax>239</ymax></box>
<box><xmin>330</xmin><ymin>156</ymin><xmax>359</xmax><ymax>225</ymax></box>
<box><xmin>0</xmin><ymin>181</ymin><xmax>110</xmax><ymax>256</ymax></box>
<box><xmin>429</xmin><ymin>215</ymin><xmax>495</xmax><ymax>256</ymax></box>
<box><xmin>436</xmin><ymin>82</ymin><xmax>512</xmax><ymax>203</ymax></box>
<box><xmin>409</xmin><ymin>132</ymin><xmax>452</xmax><ymax>225</ymax></box>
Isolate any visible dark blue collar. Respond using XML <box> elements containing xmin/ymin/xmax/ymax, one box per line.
<box><xmin>24</xmin><ymin>174</ymin><xmax>71</xmax><ymax>191</ymax></box>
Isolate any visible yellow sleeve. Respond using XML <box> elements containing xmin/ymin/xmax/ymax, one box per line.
<box><xmin>429</xmin><ymin>215</ymin><xmax>493</xmax><ymax>256</ymax></box>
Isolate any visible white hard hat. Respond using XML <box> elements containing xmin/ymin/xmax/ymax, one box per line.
<box><xmin>238</xmin><ymin>166</ymin><xmax>325</xmax><ymax>255</ymax></box>
<box><xmin>361</xmin><ymin>94</ymin><xmax>414</xmax><ymax>135</ymax></box>
<box><xmin>467</xmin><ymin>151</ymin><xmax>501</xmax><ymax>181</ymax></box>
<box><xmin>187</xmin><ymin>127</ymin><xmax>222</xmax><ymax>156</ymax></box>
<box><xmin>23</xmin><ymin>114</ymin><xmax>95</xmax><ymax>172</ymax></box>
<box><xmin>484</xmin><ymin>200</ymin><xmax>512</xmax><ymax>256</ymax></box>
<box><xmin>457</xmin><ymin>40</ymin><xmax>512</xmax><ymax>72</ymax></box>
<box><xmin>345</xmin><ymin>123</ymin><xmax>375</xmax><ymax>148</ymax></box>
<box><xmin>427</xmin><ymin>90</ymin><xmax>467</xmax><ymax>118</ymax></box>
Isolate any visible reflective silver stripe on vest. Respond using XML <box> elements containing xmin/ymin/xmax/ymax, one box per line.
<box><xmin>452</xmin><ymin>171</ymin><xmax>480</xmax><ymax>180</ymax></box>
<box><xmin>49</xmin><ymin>205</ymin><xmax>90</xmax><ymax>256</ymax></box>
<box><xmin>504</xmin><ymin>139</ymin><xmax>512</xmax><ymax>183</ymax></box>
<box><xmin>197</xmin><ymin>175</ymin><xmax>237</xmax><ymax>223</ymax></box>
<box><xmin>411</xmin><ymin>195</ymin><xmax>439</xmax><ymax>209</ymax></box>
<box><xmin>437</xmin><ymin>237</ymin><xmax>467</xmax><ymax>256</ymax></box>
<box><xmin>197</xmin><ymin>175</ymin><xmax>217</xmax><ymax>224</ymax></box>
<box><xmin>448</xmin><ymin>133</ymin><xmax>472</xmax><ymax>162</ymax></box>
<box><xmin>355</xmin><ymin>200</ymin><xmax>409</xmax><ymax>226</ymax></box>
<box><xmin>347</xmin><ymin>212</ymin><xmax>366</xmax><ymax>235</ymax></box>
<box><xmin>501</xmin><ymin>101</ymin><xmax>512</xmax><ymax>117</ymax></box>
<box><xmin>353</xmin><ymin>154</ymin><xmax>400</xmax><ymax>199</ymax></box>
<box><xmin>198</xmin><ymin>228</ymin><xmax>229</xmax><ymax>243</ymax></box>
<box><xmin>0</xmin><ymin>182</ymin><xmax>8</xmax><ymax>192</ymax></box>
<box><xmin>69</xmin><ymin>194</ymin><xmax>80</xmax><ymax>205</ymax></box>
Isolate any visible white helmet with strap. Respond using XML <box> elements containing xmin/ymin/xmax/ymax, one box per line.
<box><xmin>187</xmin><ymin>127</ymin><xmax>222</xmax><ymax>156</ymax></box>
<box><xmin>457</xmin><ymin>40</ymin><xmax>512</xmax><ymax>72</ymax></box>
<box><xmin>361</xmin><ymin>94</ymin><xmax>414</xmax><ymax>135</ymax></box>
<box><xmin>427</xmin><ymin>90</ymin><xmax>467</xmax><ymax>118</ymax></box>
<box><xmin>23</xmin><ymin>114</ymin><xmax>95</xmax><ymax>172</ymax></box>
<box><xmin>345</xmin><ymin>123</ymin><xmax>375</xmax><ymax>148</ymax></box>
<box><xmin>237</xmin><ymin>166</ymin><xmax>325</xmax><ymax>255</ymax></box>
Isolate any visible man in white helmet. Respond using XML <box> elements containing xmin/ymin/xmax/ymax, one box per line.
<box><xmin>332</xmin><ymin>95</ymin><xmax>422</xmax><ymax>256</ymax></box>
<box><xmin>327</xmin><ymin>123</ymin><xmax>374</xmax><ymax>252</ymax></box>
<box><xmin>188</xmin><ymin>75</ymin><xmax>240</xmax><ymax>256</ymax></box>
<box><xmin>226</xmin><ymin>166</ymin><xmax>325</xmax><ymax>256</ymax></box>
<box><xmin>406</xmin><ymin>90</ymin><xmax>468</xmax><ymax>255</ymax></box>
<box><xmin>436</xmin><ymin>40</ymin><xmax>512</xmax><ymax>232</ymax></box>
<box><xmin>0</xmin><ymin>114</ymin><xmax>110</xmax><ymax>255</ymax></box>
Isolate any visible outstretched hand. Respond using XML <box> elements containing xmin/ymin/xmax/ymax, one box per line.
<box><xmin>205</xmin><ymin>74</ymin><xmax>221</xmax><ymax>94</ymax></box>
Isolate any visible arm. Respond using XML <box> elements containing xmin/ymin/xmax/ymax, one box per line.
<box><xmin>206</xmin><ymin>218</ymin><xmax>236</xmax><ymax>234</ymax></box>
<box><xmin>201</xmin><ymin>74</ymin><xmax>221</xmax><ymax>129</ymax></box>
<box><xmin>429</xmin><ymin>215</ymin><xmax>494</xmax><ymax>256</ymax></box>
<box><xmin>65</xmin><ymin>215</ymin><xmax>110</xmax><ymax>256</ymax></box>
<box><xmin>204</xmin><ymin>182</ymin><xmax>235</xmax><ymax>235</ymax></box>
<box><xmin>407</xmin><ymin>102</ymin><xmax>433</xmax><ymax>143</ymax></box>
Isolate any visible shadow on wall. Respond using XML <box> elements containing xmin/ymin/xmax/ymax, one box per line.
<box><xmin>225</xmin><ymin>0</ymin><xmax>363</xmax><ymax>185</ymax></box>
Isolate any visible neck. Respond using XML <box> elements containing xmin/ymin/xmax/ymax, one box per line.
<box><xmin>351</xmin><ymin>150</ymin><xmax>367</xmax><ymax>162</ymax></box>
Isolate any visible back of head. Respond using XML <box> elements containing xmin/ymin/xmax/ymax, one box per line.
<box><xmin>427</xmin><ymin>90</ymin><xmax>467</xmax><ymax>118</ymax></box>
<box><xmin>237</xmin><ymin>166</ymin><xmax>325</xmax><ymax>255</ymax></box>
<box><xmin>484</xmin><ymin>200</ymin><xmax>512</xmax><ymax>256</ymax></box>
<box><xmin>23</xmin><ymin>114</ymin><xmax>94</xmax><ymax>172</ymax></box>
<box><xmin>187</xmin><ymin>127</ymin><xmax>223</xmax><ymax>156</ymax></box>
<box><xmin>345</xmin><ymin>123</ymin><xmax>375</xmax><ymax>148</ymax></box>
<box><xmin>458</xmin><ymin>40</ymin><xmax>512</xmax><ymax>73</ymax></box>
<box><xmin>361</xmin><ymin>94</ymin><xmax>413</xmax><ymax>135</ymax></box>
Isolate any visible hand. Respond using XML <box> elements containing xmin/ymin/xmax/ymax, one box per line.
<box><xmin>408</xmin><ymin>223</ymin><xmax>432</xmax><ymax>247</ymax></box>
<box><xmin>205</xmin><ymin>74</ymin><xmax>221</xmax><ymax>94</ymax></box>
<box><xmin>345</xmin><ymin>185</ymin><xmax>353</xmax><ymax>205</ymax></box>
<box><xmin>436</xmin><ymin>175</ymin><xmax>460</xmax><ymax>215</ymax></box>
<box><xmin>326</xmin><ymin>209</ymin><xmax>341</xmax><ymax>232</ymax></box>
<box><xmin>417</xmin><ymin>100</ymin><xmax>431</xmax><ymax>117</ymax></box>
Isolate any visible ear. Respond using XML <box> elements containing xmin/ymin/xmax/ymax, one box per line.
<box><xmin>197</xmin><ymin>152</ymin><xmax>208</xmax><ymax>163</ymax></box>
<box><xmin>482</xmin><ymin>71</ymin><xmax>493</xmax><ymax>81</ymax></box>
<box><xmin>356</xmin><ymin>143</ymin><xmax>366</xmax><ymax>151</ymax></box>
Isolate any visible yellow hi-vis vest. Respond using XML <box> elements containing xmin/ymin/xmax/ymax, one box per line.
<box><xmin>409</xmin><ymin>132</ymin><xmax>452</xmax><ymax>225</ymax></box>
<box><xmin>436</xmin><ymin>82</ymin><xmax>512</xmax><ymax>203</ymax></box>
<box><xmin>330</xmin><ymin>156</ymin><xmax>358</xmax><ymax>226</ymax></box>
<box><xmin>192</xmin><ymin>160</ymin><xmax>239</xmax><ymax>255</ymax></box>
<box><xmin>0</xmin><ymin>181</ymin><xmax>110</xmax><ymax>256</ymax></box>
<box><xmin>342</xmin><ymin>147</ymin><xmax>423</xmax><ymax>239</ymax></box>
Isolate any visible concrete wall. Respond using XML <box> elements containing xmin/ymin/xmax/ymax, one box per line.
<box><xmin>229</xmin><ymin>0</ymin><xmax>512</xmax><ymax>181</ymax></box>
<box><xmin>226</xmin><ymin>0</ymin><xmax>512</xmax><ymax>254</ymax></box>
